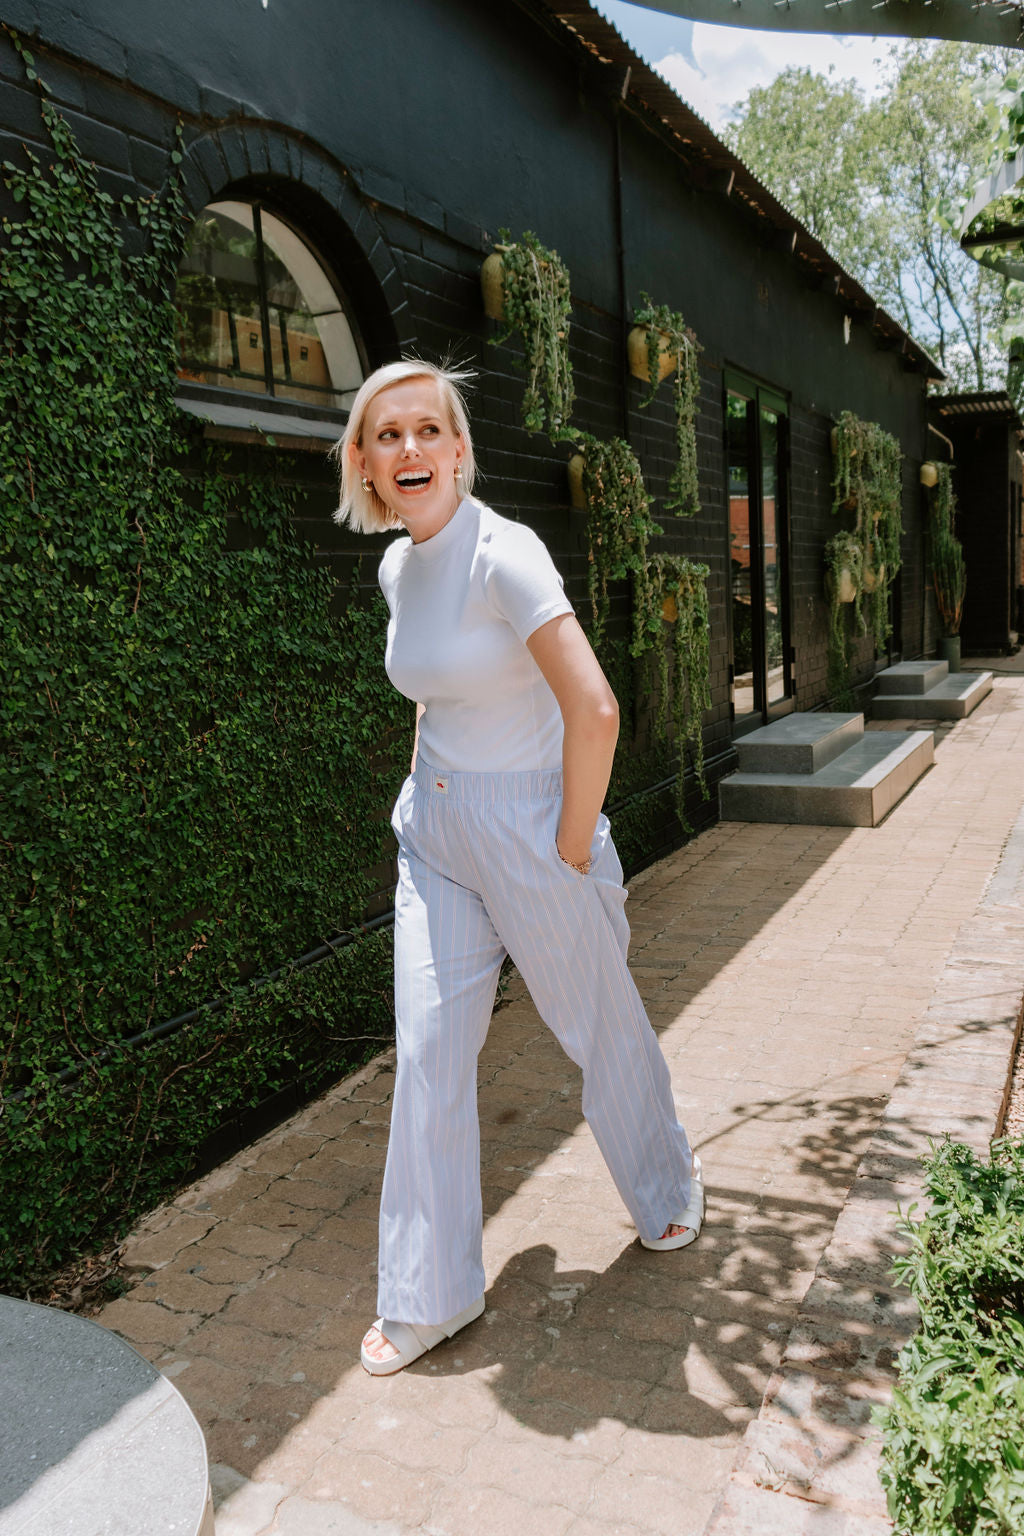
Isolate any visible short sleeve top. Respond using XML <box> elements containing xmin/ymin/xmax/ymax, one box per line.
<box><xmin>378</xmin><ymin>497</ymin><xmax>574</xmax><ymax>772</ymax></box>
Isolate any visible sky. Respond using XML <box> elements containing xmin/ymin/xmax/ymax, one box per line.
<box><xmin>599</xmin><ymin>0</ymin><xmax>891</xmax><ymax>130</ymax></box>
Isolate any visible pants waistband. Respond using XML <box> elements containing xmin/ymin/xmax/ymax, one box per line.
<box><xmin>413</xmin><ymin>758</ymin><xmax>563</xmax><ymax>803</ymax></box>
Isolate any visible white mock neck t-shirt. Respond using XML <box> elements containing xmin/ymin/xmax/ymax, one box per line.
<box><xmin>378</xmin><ymin>497</ymin><xmax>575</xmax><ymax>773</ymax></box>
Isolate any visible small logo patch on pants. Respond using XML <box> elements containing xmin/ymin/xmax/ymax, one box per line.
<box><xmin>433</xmin><ymin>776</ymin><xmax>449</xmax><ymax>794</ymax></box>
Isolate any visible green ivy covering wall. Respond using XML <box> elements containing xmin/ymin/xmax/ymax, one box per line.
<box><xmin>0</xmin><ymin>38</ymin><xmax>715</xmax><ymax>1293</ymax></box>
<box><xmin>0</xmin><ymin>40</ymin><xmax>409</xmax><ymax>1289</ymax></box>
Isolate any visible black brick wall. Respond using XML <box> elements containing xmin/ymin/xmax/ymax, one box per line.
<box><xmin>3</xmin><ymin>0</ymin><xmax>936</xmax><ymax>862</ymax></box>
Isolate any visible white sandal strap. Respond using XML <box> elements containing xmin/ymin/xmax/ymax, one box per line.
<box><xmin>364</xmin><ymin>1296</ymin><xmax>486</xmax><ymax>1375</ymax></box>
<box><xmin>378</xmin><ymin>1318</ymin><xmax>445</xmax><ymax>1360</ymax></box>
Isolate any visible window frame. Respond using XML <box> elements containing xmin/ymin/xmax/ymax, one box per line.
<box><xmin>174</xmin><ymin>196</ymin><xmax>369</xmax><ymax>448</ymax></box>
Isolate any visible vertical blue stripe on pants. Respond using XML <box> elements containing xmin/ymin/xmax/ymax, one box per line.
<box><xmin>377</xmin><ymin>758</ymin><xmax>694</xmax><ymax>1325</ymax></box>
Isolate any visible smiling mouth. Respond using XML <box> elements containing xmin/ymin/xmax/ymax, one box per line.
<box><xmin>395</xmin><ymin>471</ymin><xmax>432</xmax><ymax>490</ymax></box>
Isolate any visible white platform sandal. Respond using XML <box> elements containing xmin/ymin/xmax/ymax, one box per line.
<box><xmin>360</xmin><ymin>1295</ymin><xmax>485</xmax><ymax>1376</ymax></box>
<box><xmin>640</xmin><ymin>1154</ymin><xmax>705</xmax><ymax>1251</ymax></box>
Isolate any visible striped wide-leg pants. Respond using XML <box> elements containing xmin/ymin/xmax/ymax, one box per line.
<box><xmin>377</xmin><ymin>758</ymin><xmax>694</xmax><ymax>1325</ymax></box>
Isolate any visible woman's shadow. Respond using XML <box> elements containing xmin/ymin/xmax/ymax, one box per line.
<box><xmin>413</xmin><ymin>1235</ymin><xmax>788</xmax><ymax>1444</ymax></box>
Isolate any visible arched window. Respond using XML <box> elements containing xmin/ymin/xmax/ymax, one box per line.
<box><xmin>175</xmin><ymin>200</ymin><xmax>364</xmax><ymax>417</ymax></box>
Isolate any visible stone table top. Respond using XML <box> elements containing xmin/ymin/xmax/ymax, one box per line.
<box><xmin>0</xmin><ymin>1295</ymin><xmax>212</xmax><ymax>1536</ymax></box>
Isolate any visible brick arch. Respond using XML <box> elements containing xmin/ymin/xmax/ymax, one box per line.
<box><xmin>176</xmin><ymin>121</ymin><xmax>417</xmax><ymax>362</ymax></box>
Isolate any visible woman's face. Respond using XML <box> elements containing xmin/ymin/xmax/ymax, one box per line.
<box><xmin>352</xmin><ymin>377</ymin><xmax>464</xmax><ymax>543</ymax></box>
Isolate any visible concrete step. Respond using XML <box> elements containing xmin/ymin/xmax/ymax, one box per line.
<box><xmin>720</xmin><ymin>729</ymin><xmax>934</xmax><ymax>827</ymax></box>
<box><xmin>874</xmin><ymin>660</ymin><xmax>949</xmax><ymax>695</ymax></box>
<box><xmin>734</xmin><ymin>712</ymin><xmax>863</xmax><ymax>775</ymax></box>
<box><xmin>873</xmin><ymin>670</ymin><xmax>994</xmax><ymax>721</ymax></box>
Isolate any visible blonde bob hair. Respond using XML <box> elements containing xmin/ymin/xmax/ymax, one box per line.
<box><xmin>330</xmin><ymin>358</ymin><xmax>477</xmax><ymax>534</ymax></box>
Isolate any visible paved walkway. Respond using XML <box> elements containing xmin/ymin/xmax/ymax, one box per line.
<box><xmin>98</xmin><ymin>675</ymin><xmax>1024</xmax><ymax>1536</ymax></box>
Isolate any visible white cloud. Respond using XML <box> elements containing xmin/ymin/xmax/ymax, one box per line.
<box><xmin>654</xmin><ymin>24</ymin><xmax>891</xmax><ymax>130</ymax></box>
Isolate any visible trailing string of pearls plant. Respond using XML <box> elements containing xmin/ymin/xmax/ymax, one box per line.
<box><xmin>566</xmin><ymin>437</ymin><xmax>711</xmax><ymax>827</ymax></box>
<box><xmin>481</xmin><ymin>228</ymin><xmax>574</xmax><ymax>439</ymax></box>
<box><xmin>569</xmin><ymin>431</ymin><xmax>660</xmax><ymax>656</ymax></box>
<box><xmin>482</xmin><ymin>237</ymin><xmax>712</xmax><ymax>833</ymax></box>
<box><xmin>630</xmin><ymin>293</ymin><xmax>703</xmax><ymax>517</ymax></box>
<box><xmin>641</xmin><ymin>554</ymin><xmax>712</xmax><ymax>828</ymax></box>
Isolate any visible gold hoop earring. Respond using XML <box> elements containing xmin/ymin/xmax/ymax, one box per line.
<box><xmin>361</xmin><ymin>476</ymin><xmax>371</xmax><ymax>493</ymax></box>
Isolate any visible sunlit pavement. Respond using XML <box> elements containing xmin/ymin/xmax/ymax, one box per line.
<box><xmin>99</xmin><ymin>672</ymin><xmax>1024</xmax><ymax>1536</ymax></box>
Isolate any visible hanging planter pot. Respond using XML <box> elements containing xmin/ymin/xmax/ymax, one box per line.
<box><xmin>480</xmin><ymin>252</ymin><xmax>505</xmax><ymax>321</ymax></box>
<box><xmin>627</xmin><ymin>325</ymin><xmax>677</xmax><ymax>385</ymax></box>
<box><xmin>861</xmin><ymin>562</ymin><xmax>886</xmax><ymax>594</ymax></box>
<box><xmin>661</xmin><ymin>592</ymin><xmax>679</xmax><ymax>623</ymax></box>
<box><xmin>830</xmin><ymin>426</ymin><xmax>858</xmax><ymax>459</ymax></box>
<box><xmin>825</xmin><ymin>531</ymin><xmax>862</xmax><ymax>608</ymax></box>
<box><xmin>920</xmin><ymin>461</ymin><xmax>939</xmax><ymax>488</ymax></box>
<box><xmin>567</xmin><ymin>452</ymin><xmax>586</xmax><ymax>510</ymax></box>
<box><xmin>832</xmin><ymin>565</ymin><xmax>858</xmax><ymax>604</ymax></box>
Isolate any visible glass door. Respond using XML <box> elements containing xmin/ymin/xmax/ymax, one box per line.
<box><xmin>726</xmin><ymin>376</ymin><xmax>792</xmax><ymax>731</ymax></box>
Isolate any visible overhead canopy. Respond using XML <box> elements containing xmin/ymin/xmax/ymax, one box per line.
<box><xmin>932</xmin><ymin>390</ymin><xmax>1023</xmax><ymax>419</ymax></box>
<box><xmin>628</xmin><ymin>0</ymin><xmax>1024</xmax><ymax>48</ymax></box>
<box><xmin>959</xmin><ymin>150</ymin><xmax>1024</xmax><ymax>279</ymax></box>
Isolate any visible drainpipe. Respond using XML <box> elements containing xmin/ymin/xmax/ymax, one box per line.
<box><xmin>928</xmin><ymin>422</ymin><xmax>955</xmax><ymax>460</ymax></box>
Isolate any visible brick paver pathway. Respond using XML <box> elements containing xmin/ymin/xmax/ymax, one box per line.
<box><xmin>99</xmin><ymin>677</ymin><xmax>1024</xmax><ymax>1536</ymax></box>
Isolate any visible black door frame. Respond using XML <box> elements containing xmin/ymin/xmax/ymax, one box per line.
<box><xmin>724</xmin><ymin>369</ymin><xmax>794</xmax><ymax>734</ymax></box>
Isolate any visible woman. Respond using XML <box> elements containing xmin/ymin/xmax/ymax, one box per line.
<box><xmin>332</xmin><ymin>359</ymin><xmax>703</xmax><ymax>1377</ymax></box>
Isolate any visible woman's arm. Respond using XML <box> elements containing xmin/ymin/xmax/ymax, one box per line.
<box><xmin>526</xmin><ymin>613</ymin><xmax>619</xmax><ymax>868</ymax></box>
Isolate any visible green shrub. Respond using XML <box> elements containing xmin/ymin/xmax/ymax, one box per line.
<box><xmin>876</xmin><ymin>1137</ymin><xmax>1024</xmax><ymax>1535</ymax></box>
<box><xmin>2</xmin><ymin>930</ymin><xmax>396</xmax><ymax>1290</ymax></box>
